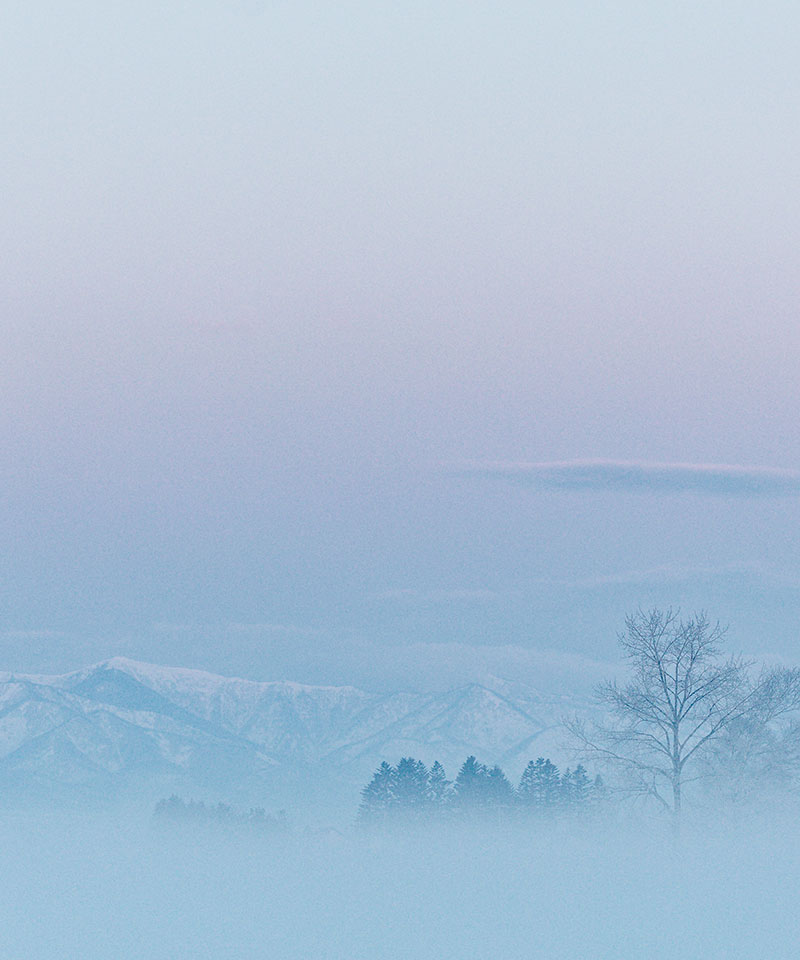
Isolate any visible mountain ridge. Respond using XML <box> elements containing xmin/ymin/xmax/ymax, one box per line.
<box><xmin>0</xmin><ymin>658</ymin><xmax>585</xmax><ymax>808</ymax></box>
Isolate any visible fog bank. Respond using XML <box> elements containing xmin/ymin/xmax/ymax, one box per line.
<box><xmin>2</xmin><ymin>811</ymin><xmax>798</xmax><ymax>959</ymax></box>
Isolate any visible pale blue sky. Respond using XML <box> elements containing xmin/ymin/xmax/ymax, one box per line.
<box><xmin>2</xmin><ymin>1</ymin><xmax>800</xmax><ymax>688</ymax></box>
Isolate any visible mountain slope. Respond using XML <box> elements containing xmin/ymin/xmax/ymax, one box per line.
<box><xmin>0</xmin><ymin>659</ymin><xmax>583</xmax><ymax>805</ymax></box>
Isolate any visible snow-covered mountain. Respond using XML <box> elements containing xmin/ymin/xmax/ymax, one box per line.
<box><xmin>0</xmin><ymin>658</ymin><xmax>583</xmax><ymax>809</ymax></box>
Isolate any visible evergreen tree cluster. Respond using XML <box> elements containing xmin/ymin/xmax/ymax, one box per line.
<box><xmin>358</xmin><ymin>755</ymin><xmax>604</xmax><ymax>825</ymax></box>
<box><xmin>154</xmin><ymin>795</ymin><xmax>288</xmax><ymax>833</ymax></box>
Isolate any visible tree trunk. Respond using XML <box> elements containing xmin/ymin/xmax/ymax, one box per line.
<box><xmin>671</xmin><ymin>768</ymin><xmax>682</xmax><ymax>834</ymax></box>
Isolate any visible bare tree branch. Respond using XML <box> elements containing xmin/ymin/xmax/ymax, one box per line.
<box><xmin>566</xmin><ymin>608</ymin><xmax>800</xmax><ymax>825</ymax></box>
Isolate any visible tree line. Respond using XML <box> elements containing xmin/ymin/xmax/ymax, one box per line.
<box><xmin>357</xmin><ymin>755</ymin><xmax>605</xmax><ymax>825</ymax></box>
<box><xmin>360</xmin><ymin>609</ymin><xmax>800</xmax><ymax>829</ymax></box>
<box><xmin>154</xmin><ymin>608</ymin><xmax>800</xmax><ymax>833</ymax></box>
<box><xmin>154</xmin><ymin>795</ymin><xmax>288</xmax><ymax>833</ymax></box>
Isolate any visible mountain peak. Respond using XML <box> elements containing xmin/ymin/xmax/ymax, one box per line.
<box><xmin>0</xmin><ymin>658</ymin><xmax>586</xmax><ymax>805</ymax></box>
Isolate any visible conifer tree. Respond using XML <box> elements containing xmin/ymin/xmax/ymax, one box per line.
<box><xmin>518</xmin><ymin>757</ymin><xmax>571</xmax><ymax>813</ymax></box>
<box><xmin>561</xmin><ymin>767</ymin><xmax>574</xmax><ymax>807</ymax></box>
<box><xmin>358</xmin><ymin>760</ymin><xmax>396</xmax><ymax>825</ymax></box>
<box><xmin>518</xmin><ymin>760</ymin><xmax>539</xmax><ymax>805</ymax></box>
<box><xmin>453</xmin><ymin>755</ymin><xmax>490</xmax><ymax>812</ymax></box>
<box><xmin>570</xmin><ymin>765</ymin><xmax>592</xmax><ymax>806</ymax></box>
<box><xmin>541</xmin><ymin>759</ymin><xmax>561</xmax><ymax>807</ymax></box>
<box><xmin>591</xmin><ymin>774</ymin><xmax>607</xmax><ymax>809</ymax></box>
<box><xmin>394</xmin><ymin>757</ymin><xmax>430</xmax><ymax>813</ymax></box>
<box><xmin>487</xmin><ymin>765</ymin><xmax>515</xmax><ymax>807</ymax></box>
<box><xmin>428</xmin><ymin>761</ymin><xmax>451</xmax><ymax>808</ymax></box>
<box><xmin>518</xmin><ymin>757</ymin><xmax>561</xmax><ymax>811</ymax></box>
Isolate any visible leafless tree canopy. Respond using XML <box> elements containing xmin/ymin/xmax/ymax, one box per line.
<box><xmin>567</xmin><ymin>608</ymin><xmax>800</xmax><ymax>822</ymax></box>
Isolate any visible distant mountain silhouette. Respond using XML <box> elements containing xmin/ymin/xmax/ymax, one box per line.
<box><xmin>0</xmin><ymin>658</ymin><xmax>585</xmax><ymax>807</ymax></box>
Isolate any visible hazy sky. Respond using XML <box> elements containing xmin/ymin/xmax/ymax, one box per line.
<box><xmin>3</xmin><ymin>1</ymin><xmax>800</xmax><ymax>688</ymax></box>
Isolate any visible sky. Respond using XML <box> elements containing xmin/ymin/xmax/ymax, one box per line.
<box><xmin>2</xmin><ymin>1</ymin><xmax>800</xmax><ymax>690</ymax></box>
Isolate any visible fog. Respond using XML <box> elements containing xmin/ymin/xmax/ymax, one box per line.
<box><xmin>3</xmin><ymin>810</ymin><xmax>799</xmax><ymax>959</ymax></box>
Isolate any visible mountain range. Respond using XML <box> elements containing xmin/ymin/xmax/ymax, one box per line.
<box><xmin>0</xmin><ymin>658</ymin><xmax>585</xmax><ymax>813</ymax></box>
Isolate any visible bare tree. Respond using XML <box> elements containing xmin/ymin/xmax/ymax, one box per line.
<box><xmin>701</xmin><ymin>713</ymin><xmax>800</xmax><ymax>812</ymax></box>
<box><xmin>567</xmin><ymin>609</ymin><xmax>800</xmax><ymax>826</ymax></box>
